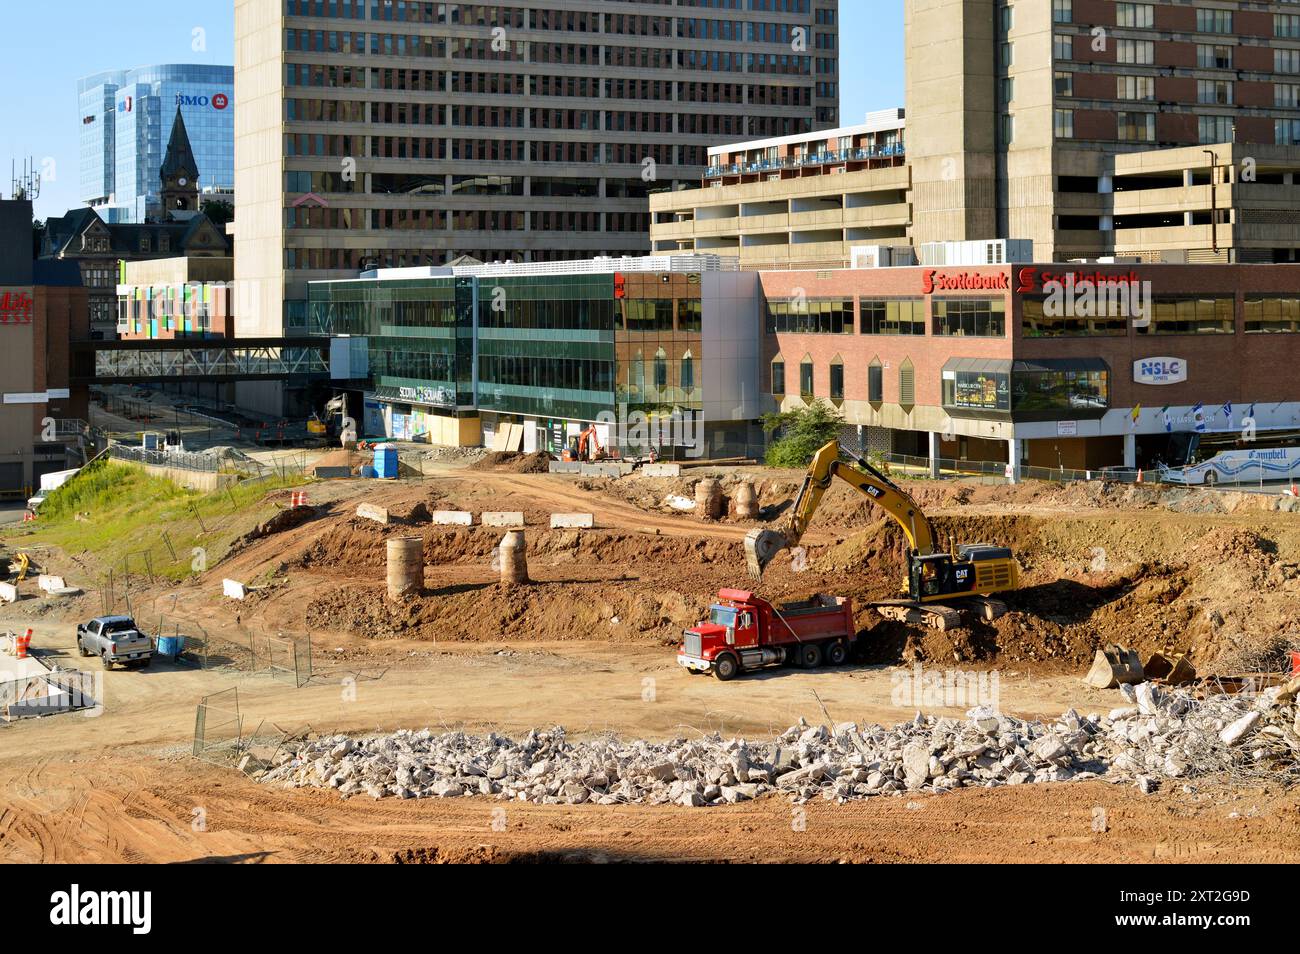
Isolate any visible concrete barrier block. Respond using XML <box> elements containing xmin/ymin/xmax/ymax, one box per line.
<box><xmin>641</xmin><ymin>463</ymin><xmax>682</xmax><ymax>478</ymax></box>
<box><xmin>580</xmin><ymin>462</ymin><xmax>634</xmax><ymax>478</ymax></box>
<box><xmin>548</xmin><ymin>462</ymin><xmax>582</xmax><ymax>474</ymax></box>
<box><xmin>0</xmin><ymin>582</ymin><xmax>16</xmax><ymax>603</ymax></box>
<box><xmin>222</xmin><ymin>579</ymin><xmax>246</xmax><ymax>600</ymax></box>
<box><xmin>432</xmin><ymin>510</ymin><xmax>473</xmax><ymax>526</ymax></box>
<box><xmin>37</xmin><ymin>575</ymin><xmax>67</xmax><ymax>594</ymax></box>
<box><xmin>482</xmin><ymin>511</ymin><xmax>525</xmax><ymax>528</ymax></box>
<box><xmin>356</xmin><ymin>503</ymin><xmax>390</xmax><ymax>525</ymax></box>
<box><xmin>550</xmin><ymin>513</ymin><xmax>594</xmax><ymax>529</ymax></box>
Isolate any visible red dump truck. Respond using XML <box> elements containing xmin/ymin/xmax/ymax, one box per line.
<box><xmin>677</xmin><ymin>588</ymin><xmax>856</xmax><ymax>680</ymax></box>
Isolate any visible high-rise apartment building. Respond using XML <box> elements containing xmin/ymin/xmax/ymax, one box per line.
<box><xmin>78</xmin><ymin>65</ymin><xmax>234</xmax><ymax>224</ymax></box>
<box><xmin>234</xmin><ymin>0</ymin><xmax>840</xmax><ymax>366</ymax></box>
<box><xmin>908</xmin><ymin>0</ymin><xmax>1300</xmax><ymax>262</ymax></box>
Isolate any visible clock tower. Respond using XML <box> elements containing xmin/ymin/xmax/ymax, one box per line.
<box><xmin>159</xmin><ymin>106</ymin><xmax>200</xmax><ymax>220</ymax></box>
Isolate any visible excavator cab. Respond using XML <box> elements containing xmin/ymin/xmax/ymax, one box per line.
<box><xmin>908</xmin><ymin>546</ymin><xmax>1017</xmax><ymax>603</ymax></box>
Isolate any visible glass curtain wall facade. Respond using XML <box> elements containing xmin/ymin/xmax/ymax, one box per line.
<box><xmin>78</xmin><ymin>65</ymin><xmax>234</xmax><ymax>223</ymax></box>
<box><xmin>309</xmin><ymin>270</ymin><xmax>716</xmax><ymax>455</ymax></box>
<box><xmin>616</xmin><ymin>273</ymin><xmax>705</xmax><ymax>454</ymax></box>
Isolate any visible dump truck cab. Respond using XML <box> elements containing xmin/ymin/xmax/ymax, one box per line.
<box><xmin>680</xmin><ymin>592</ymin><xmax>762</xmax><ymax>675</ymax></box>
<box><xmin>678</xmin><ymin>588</ymin><xmax>855</xmax><ymax>680</ymax></box>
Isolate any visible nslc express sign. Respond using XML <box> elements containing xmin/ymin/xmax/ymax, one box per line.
<box><xmin>0</xmin><ymin>291</ymin><xmax>34</xmax><ymax>325</ymax></box>
<box><xmin>1134</xmin><ymin>357</ymin><xmax>1188</xmax><ymax>386</ymax></box>
<box><xmin>919</xmin><ymin>270</ymin><xmax>1010</xmax><ymax>293</ymax></box>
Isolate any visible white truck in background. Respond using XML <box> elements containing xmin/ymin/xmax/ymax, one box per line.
<box><xmin>26</xmin><ymin>468</ymin><xmax>80</xmax><ymax>513</ymax></box>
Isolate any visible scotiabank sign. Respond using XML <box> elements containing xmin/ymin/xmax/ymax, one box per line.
<box><xmin>0</xmin><ymin>291</ymin><xmax>34</xmax><ymax>325</ymax></box>
<box><xmin>920</xmin><ymin>270</ymin><xmax>1009</xmax><ymax>294</ymax></box>
<box><xmin>1015</xmin><ymin>267</ymin><xmax>1144</xmax><ymax>294</ymax></box>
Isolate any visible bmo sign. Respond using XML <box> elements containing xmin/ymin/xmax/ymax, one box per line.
<box><xmin>176</xmin><ymin>92</ymin><xmax>230</xmax><ymax>110</ymax></box>
<box><xmin>1134</xmin><ymin>357</ymin><xmax>1187</xmax><ymax>386</ymax></box>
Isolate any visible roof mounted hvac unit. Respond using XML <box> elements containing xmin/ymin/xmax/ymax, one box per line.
<box><xmin>918</xmin><ymin>239</ymin><xmax>1034</xmax><ymax>266</ymax></box>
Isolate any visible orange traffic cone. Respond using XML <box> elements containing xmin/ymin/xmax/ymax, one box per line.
<box><xmin>15</xmin><ymin>628</ymin><xmax>32</xmax><ymax>659</ymax></box>
<box><xmin>1136</xmin><ymin>469</ymin><xmax>1143</xmax><ymax>484</ymax></box>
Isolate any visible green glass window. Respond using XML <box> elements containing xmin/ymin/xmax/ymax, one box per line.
<box><xmin>1022</xmin><ymin>297</ymin><xmax>1129</xmax><ymax>337</ymax></box>
<box><xmin>860</xmin><ymin>298</ymin><xmax>926</xmax><ymax>335</ymax></box>
<box><xmin>829</xmin><ymin>361</ymin><xmax>845</xmax><ymax>401</ymax></box>
<box><xmin>766</xmin><ymin>298</ymin><xmax>855</xmax><ymax>334</ymax></box>
<box><xmin>799</xmin><ymin>357</ymin><xmax>814</xmax><ymax>397</ymax></box>
<box><xmin>771</xmin><ymin>359</ymin><xmax>786</xmax><ymax>395</ymax></box>
<box><xmin>1138</xmin><ymin>297</ymin><xmax>1234</xmax><ymax>335</ymax></box>
<box><xmin>1244</xmin><ymin>297</ymin><xmax>1300</xmax><ymax>333</ymax></box>
<box><xmin>933</xmin><ymin>298</ymin><xmax>1006</xmax><ymax>337</ymax></box>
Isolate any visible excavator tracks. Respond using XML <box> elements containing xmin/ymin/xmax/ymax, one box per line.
<box><xmin>868</xmin><ymin>597</ymin><xmax>1008</xmax><ymax>632</ymax></box>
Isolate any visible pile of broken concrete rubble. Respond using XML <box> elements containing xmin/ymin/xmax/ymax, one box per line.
<box><xmin>257</xmin><ymin>679</ymin><xmax>1299</xmax><ymax>807</ymax></box>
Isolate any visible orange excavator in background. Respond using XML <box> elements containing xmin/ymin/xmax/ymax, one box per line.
<box><xmin>562</xmin><ymin>424</ymin><xmax>607</xmax><ymax>463</ymax></box>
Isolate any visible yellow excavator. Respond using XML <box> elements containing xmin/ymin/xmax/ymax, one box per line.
<box><xmin>745</xmin><ymin>441</ymin><xmax>1021</xmax><ymax>629</ymax></box>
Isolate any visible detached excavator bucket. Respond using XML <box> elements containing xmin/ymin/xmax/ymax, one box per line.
<box><xmin>1144</xmin><ymin>651</ymin><xmax>1196</xmax><ymax>686</ymax></box>
<box><xmin>1084</xmin><ymin>643</ymin><xmax>1145</xmax><ymax>689</ymax></box>
<box><xmin>744</xmin><ymin>528</ymin><xmax>788</xmax><ymax>580</ymax></box>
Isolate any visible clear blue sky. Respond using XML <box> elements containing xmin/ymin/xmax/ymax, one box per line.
<box><xmin>2</xmin><ymin>0</ymin><xmax>903</xmax><ymax>222</ymax></box>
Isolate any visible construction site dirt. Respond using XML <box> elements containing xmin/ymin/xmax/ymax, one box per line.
<box><xmin>3</xmin><ymin>455</ymin><xmax>1299</xmax><ymax>864</ymax></box>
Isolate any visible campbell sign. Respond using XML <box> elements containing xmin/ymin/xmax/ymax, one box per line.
<box><xmin>1134</xmin><ymin>357</ymin><xmax>1187</xmax><ymax>386</ymax></box>
<box><xmin>919</xmin><ymin>270</ymin><xmax>1010</xmax><ymax>294</ymax></box>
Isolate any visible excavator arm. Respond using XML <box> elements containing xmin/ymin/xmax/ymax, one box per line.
<box><xmin>745</xmin><ymin>441</ymin><xmax>937</xmax><ymax>578</ymax></box>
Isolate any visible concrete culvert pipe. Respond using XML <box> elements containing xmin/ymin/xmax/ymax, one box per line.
<box><xmin>733</xmin><ymin>481</ymin><xmax>757</xmax><ymax>519</ymax></box>
<box><xmin>695</xmin><ymin>478</ymin><xmax>723</xmax><ymax>520</ymax></box>
<box><xmin>386</xmin><ymin>536</ymin><xmax>424</xmax><ymax>600</ymax></box>
<box><xmin>499</xmin><ymin>530</ymin><xmax>530</xmax><ymax>585</ymax></box>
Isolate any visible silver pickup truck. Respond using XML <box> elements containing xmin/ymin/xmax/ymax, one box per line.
<box><xmin>76</xmin><ymin>616</ymin><xmax>153</xmax><ymax>670</ymax></box>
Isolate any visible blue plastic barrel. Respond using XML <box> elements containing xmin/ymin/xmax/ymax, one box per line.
<box><xmin>156</xmin><ymin>635</ymin><xmax>186</xmax><ymax>657</ymax></box>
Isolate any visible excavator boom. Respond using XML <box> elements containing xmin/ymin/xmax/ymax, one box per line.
<box><xmin>745</xmin><ymin>441</ymin><xmax>937</xmax><ymax>579</ymax></box>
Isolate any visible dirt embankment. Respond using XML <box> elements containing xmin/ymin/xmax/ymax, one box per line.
<box><xmin>167</xmin><ymin>464</ymin><xmax>1300</xmax><ymax>674</ymax></box>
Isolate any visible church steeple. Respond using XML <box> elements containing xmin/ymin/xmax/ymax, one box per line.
<box><xmin>159</xmin><ymin>107</ymin><xmax>199</xmax><ymax>219</ymax></box>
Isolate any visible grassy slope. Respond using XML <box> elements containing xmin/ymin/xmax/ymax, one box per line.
<box><xmin>4</xmin><ymin>462</ymin><xmax>309</xmax><ymax>583</ymax></box>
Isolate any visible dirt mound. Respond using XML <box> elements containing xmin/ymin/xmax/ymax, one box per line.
<box><xmin>237</xmin><ymin>504</ymin><xmax>322</xmax><ymax>544</ymax></box>
<box><xmin>304</xmin><ymin>578</ymin><xmax>708</xmax><ymax>643</ymax></box>
<box><xmin>472</xmin><ymin>452</ymin><xmax>552</xmax><ymax>474</ymax></box>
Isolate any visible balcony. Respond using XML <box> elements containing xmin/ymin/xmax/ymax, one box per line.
<box><xmin>705</xmin><ymin>143</ymin><xmax>906</xmax><ymax>179</ymax></box>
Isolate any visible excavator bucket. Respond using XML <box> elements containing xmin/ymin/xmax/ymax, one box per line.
<box><xmin>1144</xmin><ymin>651</ymin><xmax>1196</xmax><ymax>686</ymax></box>
<box><xmin>744</xmin><ymin>528</ymin><xmax>789</xmax><ymax>580</ymax></box>
<box><xmin>1084</xmin><ymin>643</ymin><xmax>1145</xmax><ymax>689</ymax></box>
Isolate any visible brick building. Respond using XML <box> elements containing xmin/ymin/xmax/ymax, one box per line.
<box><xmin>761</xmin><ymin>260</ymin><xmax>1300</xmax><ymax>474</ymax></box>
<box><xmin>0</xmin><ymin>199</ymin><xmax>90</xmax><ymax>493</ymax></box>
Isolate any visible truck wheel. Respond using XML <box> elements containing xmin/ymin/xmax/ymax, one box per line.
<box><xmin>713</xmin><ymin>654</ymin><xmax>740</xmax><ymax>681</ymax></box>
<box><xmin>77</xmin><ymin>638</ymin><xmax>89</xmax><ymax>657</ymax></box>
<box><xmin>825</xmin><ymin>640</ymin><xmax>848</xmax><ymax>666</ymax></box>
<box><xmin>797</xmin><ymin>643</ymin><xmax>823</xmax><ymax>669</ymax></box>
<box><xmin>101</xmin><ymin>653</ymin><xmax>113</xmax><ymax>671</ymax></box>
